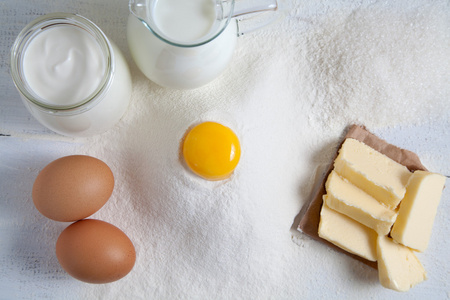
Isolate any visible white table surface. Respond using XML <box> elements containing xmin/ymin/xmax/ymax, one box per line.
<box><xmin>1</xmin><ymin>1</ymin><xmax>449</xmax><ymax>299</ymax></box>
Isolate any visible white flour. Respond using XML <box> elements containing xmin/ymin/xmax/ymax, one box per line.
<box><xmin>11</xmin><ymin>1</ymin><xmax>448</xmax><ymax>299</ymax></box>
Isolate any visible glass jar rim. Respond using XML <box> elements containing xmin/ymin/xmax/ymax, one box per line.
<box><xmin>10</xmin><ymin>12</ymin><xmax>114</xmax><ymax>113</ymax></box>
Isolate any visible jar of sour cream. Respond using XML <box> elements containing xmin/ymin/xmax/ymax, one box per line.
<box><xmin>10</xmin><ymin>13</ymin><xmax>132</xmax><ymax>137</ymax></box>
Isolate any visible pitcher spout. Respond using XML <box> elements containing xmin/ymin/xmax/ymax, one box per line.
<box><xmin>129</xmin><ymin>0</ymin><xmax>148</xmax><ymax>21</ymax></box>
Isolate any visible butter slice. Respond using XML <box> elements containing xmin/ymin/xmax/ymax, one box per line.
<box><xmin>377</xmin><ymin>235</ymin><xmax>427</xmax><ymax>292</ymax></box>
<box><xmin>324</xmin><ymin>170</ymin><xmax>397</xmax><ymax>235</ymax></box>
<box><xmin>391</xmin><ymin>171</ymin><xmax>446</xmax><ymax>252</ymax></box>
<box><xmin>318</xmin><ymin>202</ymin><xmax>377</xmax><ymax>262</ymax></box>
<box><xmin>334</xmin><ymin>138</ymin><xmax>412</xmax><ymax>209</ymax></box>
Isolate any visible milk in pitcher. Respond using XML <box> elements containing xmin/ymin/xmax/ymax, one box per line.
<box><xmin>127</xmin><ymin>0</ymin><xmax>237</xmax><ymax>89</ymax></box>
<box><xmin>153</xmin><ymin>0</ymin><xmax>217</xmax><ymax>43</ymax></box>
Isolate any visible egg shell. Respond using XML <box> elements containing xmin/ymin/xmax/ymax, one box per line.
<box><xmin>56</xmin><ymin>219</ymin><xmax>136</xmax><ymax>284</ymax></box>
<box><xmin>32</xmin><ymin>155</ymin><xmax>114</xmax><ymax>222</ymax></box>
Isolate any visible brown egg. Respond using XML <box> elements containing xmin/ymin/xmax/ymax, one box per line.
<box><xmin>56</xmin><ymin>219</ymin><xmax>136</xmax><ymax>284</ymax></box>
<box><xmin>32</xmin><ymin>155</ymin><xmax>114</xmax><ymax>222</ymax></box>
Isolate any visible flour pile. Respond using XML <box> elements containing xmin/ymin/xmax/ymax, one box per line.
<box><xmin>65</xmin><ymin>1</ymin><xmax>450</xmax><ymax>298</ymax></box>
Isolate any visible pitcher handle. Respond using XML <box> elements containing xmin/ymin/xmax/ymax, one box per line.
<box><xmin>232</xmin><ymin>0</ymin><xmax>288</xmax><ymax>36</ymax></box>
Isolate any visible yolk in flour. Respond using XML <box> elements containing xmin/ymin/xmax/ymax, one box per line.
<box><xmin>182</xmin><ymin>121</ymin><xmax>241</xmax><ymax>181</ymax></box>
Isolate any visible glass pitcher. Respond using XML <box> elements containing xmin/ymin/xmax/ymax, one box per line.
<box><xmin>127</xmin><ymin>0</ymin><xmax>285</xmax><ymax>89</ymax></box>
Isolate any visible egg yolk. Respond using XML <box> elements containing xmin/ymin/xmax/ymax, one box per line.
<box><xmin>183</xmin><ymin>121</ymin><xmax>241</xmax><ymax>181</ymax></box>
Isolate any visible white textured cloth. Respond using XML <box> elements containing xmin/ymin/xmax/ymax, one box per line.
<box><xmin>1</xmin><ymin>1</ymin><xmax>449</xmax><ymax>299</ymax></box>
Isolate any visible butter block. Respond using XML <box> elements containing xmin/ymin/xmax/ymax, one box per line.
<box><xmin>391</xmin><ymin>171</ymin><xmax>446</xmax><ymax>252</ymax></box>
<box><xmin>334</xmin><ymin>138</ymin><xmax>412</xmax><ymax>209</ymax></box>
<box><xmin>318</xmin><ymin>201</ymin><xmax>377</xmax><ymax>262</ymax></box>
<box><xmin>377</xmin><ymin>235</ymin><xmax>427</xmax><ymax>292</ymax></box>
<box><xmin>324</xmin><ymin>170</ymin><xmax>397</xmax><ymax>235</ymax></box>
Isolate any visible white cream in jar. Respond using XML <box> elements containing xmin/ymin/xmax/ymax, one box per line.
<box><xmin>11</xmin><ymin>13</ymin><xmax>132</xmax><ymax>137</ymax></box>
<box><xmin>23</xmin><ymin>26</ymin><xmax>106</xmax><ymax>107</ymax></box>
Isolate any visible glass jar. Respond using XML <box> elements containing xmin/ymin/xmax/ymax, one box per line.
<box><xmin>10</xmin><ymin>13</ymin><xmax>132</xmax><ymax>137</ymax></box>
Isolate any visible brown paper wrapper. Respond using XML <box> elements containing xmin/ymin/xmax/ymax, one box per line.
<box><xmin>297</xmin><ymin>124</ymin><xmax>427</xmax><ymax>269</ymax></box>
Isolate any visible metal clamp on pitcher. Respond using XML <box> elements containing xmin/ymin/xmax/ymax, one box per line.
<box><xmin>127</xmin><ymin>0</ymin><xmax>286</xmax><ymax>89</ymax></box>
